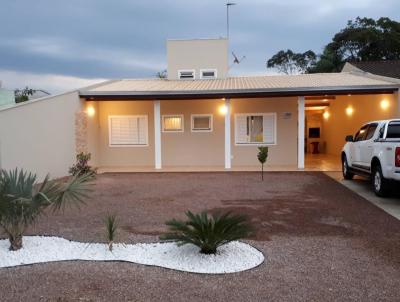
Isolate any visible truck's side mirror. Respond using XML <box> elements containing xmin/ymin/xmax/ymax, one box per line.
<box><xmin>345</xmin><ymin>135</ymin><xmax>354</xmax><ymax>142</ymax></box>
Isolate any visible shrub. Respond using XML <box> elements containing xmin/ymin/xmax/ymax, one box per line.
<box><xmin>160</xmin><ymin>211</ymin><xmax>253</xmax><ymax>254</ymax></box>
<box><xmin>105</xmin><ymin>214</ymin><xmax>118</xmax><ymax>251</ymax></box>
<box><xmin>69</xmin><ymin>152</ymin><xmax>97</xmax><ymax>177</ymax></box>
<box><xmin>0</xmin><ymin>168</ymin><xmax>92</xmax><ymax>251</ymax></box>
<box><xmin>257</xmin><ymin>147</ymin><xmax>269</xmax><ymax>180</ymax></box>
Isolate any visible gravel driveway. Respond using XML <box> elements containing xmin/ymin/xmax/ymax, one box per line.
<box><xmin>1</xmin><ymin>172</ymin><xmax>399</xmax><ymax>302</ymax></box>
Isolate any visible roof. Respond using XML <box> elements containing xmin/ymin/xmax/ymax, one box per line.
<box><xmin>342</xmin><ymin>61</ymin><xmax>400</xmax><ymax>79</ymax></box>
<box><xmin>80</xmin><ymin>72</ymin><xmax>400</xmax><ymax>100</ymax></box>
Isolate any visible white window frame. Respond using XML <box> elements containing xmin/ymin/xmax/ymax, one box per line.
<box><xmin>178</xmin><ymin>69</ymin><xmax>195</xmax><ymax>80</ymax></box>
<box><xmin>162</xmin><ymin>114</ymin><xmax>184</xmax><ymax>133</ymax></box>
<box><xmin>234</xmin><ymin>113</ymin><xmax>277</xmax><ymax>146</ymax></box>
<box><xmin>191</xmin><ymin>114</ymin><xmax>213</xmax><ymax>132</ymax></box>
<box><xmin>108</xmin><ymin>115</ymin><xmax>148</xmax><ymax>147</ymax></box>
<box><xmin>200</xmin><ymin>69</ymin><xmax>217</xmax><ymax>79</ymax></box>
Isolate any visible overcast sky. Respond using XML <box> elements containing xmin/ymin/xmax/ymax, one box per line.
<box><xmin>1</xmin><ymin>0</ymin><xmax>399</xmax><ymax>92</ymax></box>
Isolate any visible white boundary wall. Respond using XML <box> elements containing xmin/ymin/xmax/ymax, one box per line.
<box><xmin>0</xmin><ymin>91</ymin><xmax>82</xmax><ymax>179</ymax></box>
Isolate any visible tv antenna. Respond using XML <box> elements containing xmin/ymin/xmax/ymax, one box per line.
<box><xmin>230</xmin><ymin>51</ymin><xmax>246</xmax><ymax>69</ymax></box>
<box><xmin>226</xmin><ymin>2</ymin><xmax>236</xmax><ymax>39</ymax></box>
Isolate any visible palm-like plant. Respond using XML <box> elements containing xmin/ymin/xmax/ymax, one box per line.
<box><xmin>161</xmin><ymin>211</ymin><xmax>253</xmax><ymax>254</ymax></box>
<box><xmin>105</xmin><ymin>214</ymin><xmax>118</xmax><ymax>251</ymax></box>
<box><xmin>0</xmin><ymin>168</ymin><xmax>92</xmax><ymax>251</ymax></box>
<box><xmin>257</xmin><ymin>146</ymin><xmax>269</xmax><ymax>181</ymax></box>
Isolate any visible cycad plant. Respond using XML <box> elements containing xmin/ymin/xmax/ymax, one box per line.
<box><xmin>161</xmin><ymin>211</ymin><xmax>253</xmax><ymax>254</ymax></box>
<box><xmin>105</xmin><ymin>214</ymin><xmax>118</xmax><ymax>251</ymax></box>
<box><xmin>0</xmin><ymin>168</ymin><xmax>92</xmax><ymax>251</ymax></box>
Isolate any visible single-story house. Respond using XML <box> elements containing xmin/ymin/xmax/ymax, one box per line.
<box><xmin>342</xmin><ymin>60</ymin><xmax>400</xmax><ymax>79</ymax></box>
<box><xmin>0</xmin><ymin>38</ymin><xmax>399</xmax><ymax>178</ymax></box>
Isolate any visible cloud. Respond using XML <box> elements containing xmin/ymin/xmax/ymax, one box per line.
<box><xmin>0</xmin><ymin>36</ymin><xmax>165</xmax><ymax>75</ymax></box>
<box><xmin>0</xmin><ymin>69</ymin><xmax>106</xmax><ymax>93</ymax></box>
<box><xmin>0</xmin><ymin>0</ymin><xmax>399</xmax><ymax>87</ymax></box>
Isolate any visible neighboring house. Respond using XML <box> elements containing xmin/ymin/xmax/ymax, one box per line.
<box><xmin>342</xmin><ymin>61</ymin><xmax>400</xmax><ymax>79</ymax></box>
<box><xmin>0</xmin><ymin>82</ymin><xmax>15</xmax><ymax>107</ymax></box>
<box><xmin>0</xmin><ymin>38</ymin><xmax>399</xmax><ymax>178</ymax></box>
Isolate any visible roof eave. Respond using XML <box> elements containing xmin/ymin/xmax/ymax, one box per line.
<box><xmin>79</xmin><ymin>85</ymin><xmax>399</xmax><ymax>100</ymax></box>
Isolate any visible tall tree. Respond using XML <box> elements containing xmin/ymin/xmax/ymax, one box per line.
<box><xmin>266</xmin><ymin>49</ymin><xmax>316</xmax><ymax>74</ymax></box>
<box><xmin>267</xmin><ymin>17</ymin><xmax>400</xmax><ymax>74</ymax></box>
<box><xmin>156</xmin><ymin>70</ymin><xmax>167</xmax><ymax>79</ymax></box>
<box><xmin>328</xmin><ymin>17</ymin><xmax>400</xmax><ymax>62</ymax></box>
<box><xmin>14</xmin><ymin>87</ymin><xmax>36</xmax><ymax>103</ymax></box>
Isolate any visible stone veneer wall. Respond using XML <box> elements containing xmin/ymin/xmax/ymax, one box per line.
<box><xmin>75</xmin><ymin>111</ymin><xmax>88</xmax><ymax>154</ymax></box>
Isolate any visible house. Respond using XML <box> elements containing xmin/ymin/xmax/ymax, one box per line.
<box><xmin>0</xmin><ymin>81</ymin><xmax>15</xmax><ymax>107</ymax></box>
<box><xmin>342</xmin><ymin>60</ymin><xmax>400</xmax><ymax>79</ymax></box>
<box><xmin>0</xmin><ymin>38</ymin><xmax>399</xmax><ymax>178</ymax></box>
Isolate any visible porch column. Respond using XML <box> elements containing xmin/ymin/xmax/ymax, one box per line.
<box><xmin>298</xmin><ymin>96</ymin><xmax>305</xmax><ymax>169</ymax></box>
<box><xmin>398</xmin><ymin>89</ymin><xmax>400</xmax><ymax>117</ymax></box>
<box><xmin>224</xmin><ymin>98</ymin><xmax>231</xmax><ymax>169</ymax></box>
<box><xmin>154</xmin><ymin>100</ymin><xmax>162</xmax><ymax>169</ymax></box>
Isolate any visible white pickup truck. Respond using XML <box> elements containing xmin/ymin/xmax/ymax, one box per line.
<box><xmin>341</xmin><ymin>119</ymin><xmax>400</xmax><ymax>196</ymax></box>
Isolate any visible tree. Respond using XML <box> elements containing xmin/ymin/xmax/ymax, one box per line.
<box><xmin>14</xmin><ymin>87</ymin><xmax>36</xmax><ymax>103</ymax></box>
<box><xmin>310</xmin><ymin>17</ymin><xmax>400</xmax><ymax>73</ymax></box>
<box><xmin>0</xmin><ymin>168</ymin><xmax>92</xmax><ymax>251</ymax></box>
<box><xmin>328</xmin><ymin>17</ymin><xmax>400</xmax><ymax>61</ymax></box>
<box><xmin>257</xmin><ymin>147</ymin><xmax>268</xmax><ymax>181</ymax></box>
<box><xmin>266</xmin><ymin>49</ymin><xmax>316</xmax><ymax>74</ymax></box>
<box><xmin>156</xmin><ymin>70</ymin><xmax>167</xmax><ymax>79</ymax></box>
<box><xmin>267</xmin><ymin>17</ymin><xmax>400</xmax><ymax>74</ymax></box>
<box><xmin>308</xmin><ymin>48</ymin><xmax>344</xmax><ymax>73</ymax></box>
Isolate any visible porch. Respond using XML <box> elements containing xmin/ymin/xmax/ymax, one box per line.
<box><xmin>96</xmin><ymin>153</ymin><xmax>341</xmax><ymax>173</ymax></box>
<box><xmin>79</xmin><ymin>74</ymin><xmax>399</xmax><ymax>174</ymax></box>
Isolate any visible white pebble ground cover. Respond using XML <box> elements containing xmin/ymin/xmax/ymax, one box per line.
<box><xmin>0</xmin><ymin>236</ymin><xmax>264</xmax><ymax>274</ymax></box>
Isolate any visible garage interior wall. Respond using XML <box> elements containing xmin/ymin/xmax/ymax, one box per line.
<box><xmin>322</xmin><ymin>93</ymin><xmax>399</xmax><ymax>156</ymax></box>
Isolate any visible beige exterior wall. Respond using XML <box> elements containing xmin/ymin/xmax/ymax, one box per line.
<box><xmin>231</xmin><ymin>98</ymin><xmax>298</xmax><ymax>166</ymax></box>
<box><xmin>161</xmin><ymin>99</ymin><xmax>225</xmax><ymax>166</ymax></box>
<box><xmin>322</xmin><ymin>93</ymin><xmax>399</xmax><ymax>156</ymax></box>
<box><xmin>167</xmin><ymin>39</ymin><xmax>229</xmax><ymax>80</ymax></box>
<box><xmin>90</xmin><ymin>97</ymin><xmax>299</xmax><ymax>169</ymax></box>
<box><xmin>91</xmin><ymin>101</ymin><xmax>155</xmax><ymax>168</ymax></box>
<box><xmin>0</xmin><ymin>92</ymin><xmax>82</xmax><ymax>179</ymax></box>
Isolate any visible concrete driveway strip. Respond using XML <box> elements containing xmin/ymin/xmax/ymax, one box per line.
<box><xmin>325</xmin><ymin>171</ymin><xmax>400</xmax><ymax>221</ymax></box>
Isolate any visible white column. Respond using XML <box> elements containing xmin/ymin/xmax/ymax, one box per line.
<box><xmin>397</xmin><ymin>89</ymin><xmax>400</xmax><ymax>117</ymax></box>
<box><xmin>154</xmin><ymin>100</ymin><xmax>162</xmax><ymax>169</ymax></box>
<box><xmin>298</xmin><ymin>96</ymin><xmax>305</xmax><ymax>169</ymax></box>
<box><xmin>224</xmin><ymin>98</ymin><xmax>231</xmax><ymax>169</ymax></box>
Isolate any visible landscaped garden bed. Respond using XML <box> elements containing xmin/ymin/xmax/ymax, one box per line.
<box><xmin>1</xmin><ymin>172</ymin><xmax>400</xmax><ymax>302</ymax></box>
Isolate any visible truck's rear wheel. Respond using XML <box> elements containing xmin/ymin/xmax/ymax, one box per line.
<box><xmin>372</xmin><ymin>164</ymin><xmax>390</xmax><ymax>197</ymax></box>
<box><xmin>342</xmin><ymin>155</ymin><xmax>354</xmax><ymax>180</ymax></box>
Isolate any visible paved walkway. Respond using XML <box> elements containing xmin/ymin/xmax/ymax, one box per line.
<box><xmin>325</xmin><ymin>171</ymin><xmax>400</xmax><ymax>221</ymax></box>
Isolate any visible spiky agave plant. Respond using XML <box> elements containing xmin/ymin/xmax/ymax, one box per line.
<box><xmin>0</xmin><ymin>168</ymin><xmax>93</xmax><ymax>251</ymax></box>
<box><xmin>161</xmin><ymin>211</ymin><xmax>253</xmax><ymax>254</ymax></box>
<box><xmin>105</xmin><ymin>214</ymin><xmax>118</xmax><ymax>251</ymax></box>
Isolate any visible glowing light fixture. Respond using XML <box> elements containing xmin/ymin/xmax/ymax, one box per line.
<box><xmin>346</xmin><ymin>106</ymin><xmax>354</xmax><ymax>116</ymax></box>
<box><xmin>323</xmin><ymin>111</ymin><xmax>330</xmax><ymax>120</ymax></box>
<box><xmin>219</xmin><ymin>105</ymin><xmax>228</xmax><ymax>115</ymax></box>
<box><xmin>380</xmin><ymin>99</ymin><xmax>390</xmax><ymax>110</ymax></box>
<box><xmin>86</xmin><ymin>106</ymin><xmax>95</xmax><ymax>117</ymax></box>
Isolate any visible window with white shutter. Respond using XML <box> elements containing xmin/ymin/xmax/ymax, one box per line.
<box><xmin>109</xmin><ymin>115</ymin><xmax>148</xmax><ymax>146</ymax></box>
<box><xmin>235</xmin><ymin>113</ymin><xmax>276</xmax><ymax>145</ymax></box>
